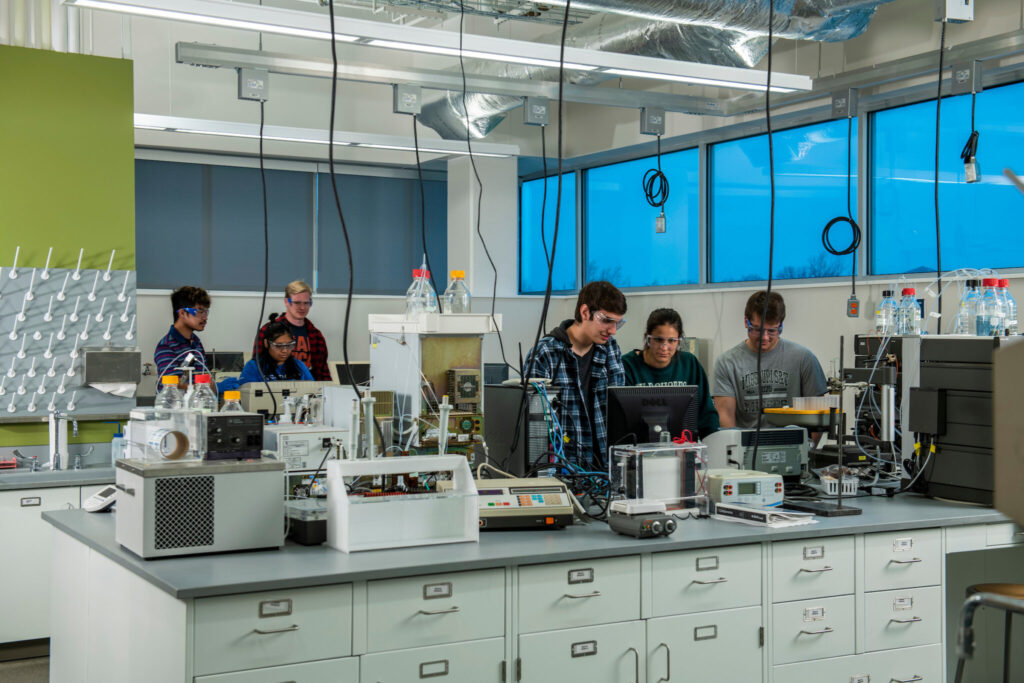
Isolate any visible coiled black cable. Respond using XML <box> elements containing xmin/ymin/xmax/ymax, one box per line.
<box><xmin>821</xmin><ymin>115</ymin><xmax>861</xmax><ymax>295</ymax></box>
<box><xmin>642</xmin><ymin>135</ymin><xmax>669</xmax><ymax>211</ymax></box>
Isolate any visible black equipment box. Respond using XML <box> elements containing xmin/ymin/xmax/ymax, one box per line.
<box><xmin>204</xmin><ymin>413</ymin><xmax>264</xmax><ymax>461</ymax></box>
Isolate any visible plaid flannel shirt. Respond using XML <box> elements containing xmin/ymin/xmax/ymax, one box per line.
<box><xmin>253</xmin><ymin>318</ymin><xmax>330</xmax><ymax>381</ymax></box>
<box><xmin>525</xmin><ymin>320</ymin><xmax>625</xmax><ymax>468</ymax></box>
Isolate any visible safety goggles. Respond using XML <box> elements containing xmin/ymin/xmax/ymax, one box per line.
<box><xmin>180</xmin><ymin>307</ymin><xmax>210</xmax><ymax>318</ymax></box>
<box><xmin>745</xmin><ymin>320</ymin><xmax>783</xmax><ymax>337</ymax></box>
<box><xmin>269</xmin><ymin>341</ymin><xmax>297</xmax><ymax>350</ymax></box>
<box><xmin>593</xmin><ymin>311</ymin><xmax>626</xmax><ymax>331</ymax></box>
<box><xmin>287</xmin><ymin>298</ymin><xmax>313</xmax><ymax>308</ymax></box>
<box><xmin>645</xmin><ymin>335</ymin><xmax>682</xmax><ymax>348</ymax></box>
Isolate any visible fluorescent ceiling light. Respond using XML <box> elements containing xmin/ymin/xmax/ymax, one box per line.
<box><xmin>134</xmin><ymin>114</ymin><xmax>519</xmax><ymax>158</ymax></box>
<box><xmin>604</xmin><ymin>67</ymin><xmax>798</xmax><ymax>93</ymax></box>
<box><xmin>65</xmin><ymin>0</ymin><xmax>358</xmax><ymax>42</ymax></box>
<box><xmin>366</xmin><ymin>40</ymin><xmax>597</xmax><ymax>72</ymax></box>
<box><xmin>66</xmin><ymin>0</ymin><xmax>812</xmax><ymax>93</ymax></box>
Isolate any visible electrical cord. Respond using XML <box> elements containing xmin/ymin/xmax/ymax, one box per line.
<box><xmin>326</xmin><ymin>0</ymin><xmax>386</xmax><ymax>453</ymax></box>
<box><xmin>255</xmin><ymin>100</ymin><xmax>278</xmax><ymax>419</ymax></box>
<box><xmin>411</xmin><ymin>114</ymin><xmax>440</xmax><ymax>298</ymax></box>
<box><xmin>960</xmin><ymin>90</ymin><xmax>979</xmax><ymax>166</ymax></box>
<box><xmin>933</xmin><ymin>20</ymin><xmax>948</xmax><ymax>335</ymax></box>
<box><xmin>539</xmin><ymin>126</ymin><xmax>551</xmax><ymax>269</ymax></box>
<box><xmin>751</xmin><ymin>0</ymin><xmax>777</xmax><ymax>470</ymax></box>
<box><xmin>821</xmin><ymin>115</ymin><xmax>861</xmax><ymax>296</ymax></box>
<box><xmin>642</xmin><ymin>134</ymin><xmax>669</xmax><ymax>213</ymax></box>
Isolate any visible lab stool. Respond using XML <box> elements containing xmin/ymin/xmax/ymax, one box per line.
<box><xmin>954</xmin><ymin>583</ymin><xmax>1024</xmax><ymax>683</ymax></box>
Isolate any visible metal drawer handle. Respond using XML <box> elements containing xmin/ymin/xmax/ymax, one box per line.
<box><xmin>563</xmin><ymin>591</ymin><xmax>602</xmax><ymax>599</ymax></box>
<box><xmin>692</xmin><ymin>577</ymin><xmax>728</xmax><ymax>585</ymax></box>
<box><xmin>252</xmin><ymin>624</ymin><xmax>299</xmax><ymax>635</ymax></box>
<box><xmin>890</xmin><ymin>676</ymin><xmax>923</xmax><ymax>682</ymax></box>
<box><xmin>115</xmin><ymin>483</ymin><xmax>135</xmax><ymax>496</ymax></box>
<box><xmin>627</xmin><ymin>647</ymin><xmax>640</xmax><ymax>683</ymax></box>
<box><xmin>418</xmin><ymin>606</ymin><xmax>461</xmax><ymax>616</ymax></box>
<box><xmin>890</xmin><ymin>616</ymin><xmax>923</xmax><ymax>624</ymax></box>
<box><xmin>889</xmin><ymin>557</ymin><xmax>923</xmax><ymax>565</ymax></box>
<box><xmin>1014</xmin><ymin>531</ymin><xmax>1024</xmax><ymax>536</ymax></box>
<box><xmin>799</xmin><ymin>627</ymin><xmax>834</xmax><ymax>635</ymax></box>
<box><xmin>799</xmin><ymin>566</ymin><xmax>834</xmax><ymax>573</ymax></box>
<box><xmin>655</xmin><ymin>642</ymin><xmax>671</xmax><ymax>682</ymax></box>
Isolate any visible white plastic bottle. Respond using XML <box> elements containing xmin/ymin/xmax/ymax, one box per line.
<box><xmin>405</xmin><ymin>268</ymin><xmax>439</xmax><ymax>316</ymax></box>
<box><xmin>188</xmin><ymin>374</ymin><xmax>218</xmax><ymax>412</ymax></box>
<box><xmin>155</xmin><ymin>375</ymin><xmax>184</xmax><ymax>409</ymax></box>
<box><xmin>875</xmin><ymin>290</ymin><xmax>898</xmax><ymax>336</ymax></box>
<box><xmin>110</xmin><ymin>427</ymin><xmax>125</xmax><ymax>465</ymax></box>
<box><xmin>954</xmin><ymin>279</ymin><xmax>981</xmax><ymax>335</ymax></box>
<box><xmin>976</xmin><ymin>278</ymin><xmax>1005</xmax><ymax>336</ymax></box>
<box><xmin>998</xmin><ymin>278</ymin><xmax>1018</xmax><ymax>335</ymax></box>
<box><xmin>221</xmin><ymin>390</ymin><xmax>245</xmax><ymax>412</ymax></box>
<box><xmin>897</xmin><ymin>288</ymin><xmax>921</xmax><ymax>335</ymax></box>
<box><xmin>442</xmin><ymin>270</ymin><xmax>472</xmax><ymax>314</ymax></box>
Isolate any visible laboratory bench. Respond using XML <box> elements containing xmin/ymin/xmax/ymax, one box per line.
<box><xmin>43</xmin><ymin>495</ymin><xmax>1024</xmax><ymax>683</ymax></box>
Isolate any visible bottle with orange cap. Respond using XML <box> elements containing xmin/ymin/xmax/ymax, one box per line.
<box><xmin>442</xmin><ymin>269</ymin><xmax>471</xmax><ymax>314</ymax></box>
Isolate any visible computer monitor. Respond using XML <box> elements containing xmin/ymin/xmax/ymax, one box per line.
<box><xmin>329</xmin><ymin>361</ymin><xmax>371</xmax><ymax>386</ymax></box>
<box><xmin>205</xmin><ymin>351</ymin><xmax>245</xmax><ymax>373</ymax></box>
<box><xmin>606</xmin><ymin>385</ymin><xmax>701</xmax><ymax>447</ymax></box>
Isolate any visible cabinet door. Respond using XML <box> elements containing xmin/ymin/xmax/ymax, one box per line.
<box><xmin>195</xmin><ymin>656</ymin><xmax>359</xmax><ymax>682</ymax></box>
<box><xmin>518</xmin><ymin>556</ymin><xmax>640</xmax><ymax>634</ymax></box>
<box><xmin>361</xmin><ymin>638</ymin><xmax>504</xmax><ymax>683</ymax></box>
<box><xmin>773</xmin><ymin>643</ymin><xmax>942</xmax><ymax>683</ymax></box>
<box><xmin>519</xmin><ymin>621</ymin><xmax>645</xmax><ymax>683</ymax></box>
<box><xmin>0</xmin><ymin>486</ymin><xmax>80</xmax><ymax>643</ymax></box>
<box><xmin>650</xmin><ymin>544</ymin><xmax>761</xmax><ymax>617</ymax></box>
<box><xmin>772</xmin><ymin>536</ymin><xmax>854</xmax><ymax>603</ymax></box>
<box><xmin>646</xmin><ymin>606</ymin><xmax>762</xmax><ymax>683</ymax></box>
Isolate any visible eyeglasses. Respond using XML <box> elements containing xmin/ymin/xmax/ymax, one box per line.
<box><xmin>593</xmin><ymin>311</ymin><xmax>626</xmax><ymax>331</ymax></box>
<box><xmin>746</xmin><ymin>320</ymin><xmax>783</xmax><ymax>337</ymax></box>
<box><xmin>287</xmin><ymin>298</ymin><xmax>313</xmax><ymax>308</ymax></box>
<box><xmin>646</xmin><ymin>335</ymin><xmax>682</xmax><ymax>348</ymax></box>
<box><xmin>269</xmin><ymin>341</ymin><xmax>297</xmax><ymax>350</ymax></box>
<box><xmin>180</xmin><ymin>307</ymin><xmax>210</xmax><ymax>318</ymax></box>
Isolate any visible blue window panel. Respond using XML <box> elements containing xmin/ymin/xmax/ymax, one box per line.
<box><xmin>318</xmin><ymin>174</ymin><xmax>447</xmax><ymax>295</ymax></box>
<box><xmin>585</xmin><ymin>148</ymin><xmax>700</xmax><ymax>288</ymax></box>
<box><xmin>135</xmin><ymin>160</ymin><xmax>204</xmax><ymax>289</ymax></box>
<box><xmin>871</xmin><ymin>82</ymin><xmax>1024</xmax><ymax>275</ymax></box>
<box><xmin>519</xmin><ymin>173</ymin><xmax>577</xmax><ymax>294</ymax></box>
<box><xmin>710</xmin><ymin>119</ymin><xmax>859</xmax><ymax>282</ymax></box>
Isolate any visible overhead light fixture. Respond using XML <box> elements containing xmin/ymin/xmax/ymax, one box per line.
<box><xmin>133</xmin><ymin>114</ymin><xmax>520</xmax><ymax>158</ymax></box>
<box><xmin>66</xmin><ymin>0</ymin><xmax>813</xmax><ymax>93</ymax></box>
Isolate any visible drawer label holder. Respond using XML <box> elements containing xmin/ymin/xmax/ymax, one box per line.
<box><xmin>419</xmin><ymin>659</ymin><xmax>450</xmax><ymax>678</ymax></box>
<box><xmin>803</xmin><ymin>606</ymin><xmax>826</xmax><ymax>622</ymax></box>
<box><xmin>568</xmin><ymin>568</ymin><xmax>594</xmax><ymax>585</ymax></box>
<box><xmin>571</xmin><ymin>640</ymin><xmax>597</xmax><ymax>658</ymax></box>
<box><xmin>893</xmin><ymin>537</ymin><xmax>914</xmax><ymax>552</ymax></box>
<box><xmin>893</xmin><ymin>596</ymin><xmax>914</xmax><ymax>611</ymax></box>
<box><xmin>695</xmin><ymin>555</ymin><xmax>720</xmax><ymax>571</ymax></box>
<box><xmin>258</xmin><ymin>599</ymin><xmax>293</xmax><ymax>618</ymax></box>
<box><xmin>423</xmin><ymin>582</ymin><xmax>453</xmax><ymax>600</ymax></box>
<box><xmin>850</xmin><ymin>675</ymin><xmax>870</xmax><ymax>683</ymax></box>
<box><xmin>694</xmin><ymin>625</ymin><xmax>718</xmax><ymax>641</ymax></box>
<box><xmin>20</xmin><ymin>497</ymin><xmax>41</xmax><ymax>507</ymax></box>
<box><xmin>803</xmin><ymin>545</ymin><xmax>825</xmax><ymax>560</ymax></box>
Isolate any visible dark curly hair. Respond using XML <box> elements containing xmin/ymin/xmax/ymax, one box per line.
<box><xmin>255</xmin><ymin>315</ymin><xmax>305</xmax><ymax>380</ymax></box>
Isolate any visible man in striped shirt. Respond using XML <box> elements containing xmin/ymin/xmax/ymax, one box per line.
<box><xmin>154</xmin><ymin>286</ymin><xmax>211</xmax><ymax>382</ymax></box>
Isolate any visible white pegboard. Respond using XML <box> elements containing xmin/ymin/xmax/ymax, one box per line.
<box><xmin>0</xmin><ymin>258</ymin><xmax>137</xmax><ymax>420</ymax></box>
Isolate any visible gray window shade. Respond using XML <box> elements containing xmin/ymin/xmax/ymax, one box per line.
<box><xmin>317</xmin><ymin>173</ymin><xmax>447</xmax><ymax>295</ymax></box>
<box><xmin>135</xmin><ymin>160</ymin><xmax>204</xmax><ymax>288</ymax></box>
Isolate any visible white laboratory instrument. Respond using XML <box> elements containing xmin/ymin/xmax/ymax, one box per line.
<box><xmin>263</xmin><ymin>424</ymin><xmax>345</xmax><ymax>471</ymax></box>
<box><xmin>83</xmin><ymin>484</ymin><xmax>117</xmax><ymax>512</ymax></box>
<box><xmin>707</xmin><ymin>469</ymin><xmax>785</xmax><ymax>508</ymax></box>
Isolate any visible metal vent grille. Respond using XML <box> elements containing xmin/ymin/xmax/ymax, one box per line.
<box><xmin>741</xmin><ymin>430</ymin><xmax>805</xmax><ymax>447</ymax></box>
<box><xmin>154</xmin><ymin>476</ymin><xmax>215</xmax><ymax>550</ymax></box>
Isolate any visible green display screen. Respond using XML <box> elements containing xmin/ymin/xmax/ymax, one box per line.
<box><xmin>738</xmin><ymin>482</ymin><xmax>757</xmax><ymax>495</ymax></box>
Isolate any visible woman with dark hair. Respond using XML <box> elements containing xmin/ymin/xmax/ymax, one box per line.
<box><xmin>621</xmin><ymin>308</ymin><xmax>719</xmax><ymax>438</ymax></box>
<box><xmin>238</xmin><ymin>315</ymin><xmax>315</xmax><ymax>385</ymax></box>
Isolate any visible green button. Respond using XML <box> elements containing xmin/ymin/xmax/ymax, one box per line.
<box><xmin>488</xmin><ymin>502</ymin><xmax>495</xmax><ymax>506</ymax></box>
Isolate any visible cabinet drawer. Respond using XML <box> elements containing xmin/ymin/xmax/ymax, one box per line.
<box><xmin>772</xmin><ymin>536</ymin><xmax>854</xmax><ymax>602</ymax></box>
<box><xmin>772</xmin><ymin>595</ymin><xmax>855</xmax><ymax>665</ymax></box>
<box><xmin>774</xmin><ymin>643</ymin><xmax>942</xmax><ymax>683</ymax></box>
<box><xmin>864</xmin><ymin>529</ymin><xmax>941</xmax><ymax>591</ymax></box>
<box><xmin>518</xmin><ymin>620</ymin><xmax>645</xmax><ymax>683</ymax></box>
<box><xmin>194</xmin><ymin>656</ymin><xmax>359</xmax><ymax>682</ymax></box>
<box><xmin>361</xmin><ymin>638</ymin><xmax>504</xmax><ymax>683</ymax></box>
<box><xmin>650</xmin><ymin>544</ymin><xmax>761</xmax><ymax>617</ymax></box>
<box><xmin>366</xmin><ymin>568</ymin><xmax>504</xmax><ymax>652</ymax></box>
<box><xmin>646</xmin><ymin>606</ymin><xmax>762</xmax><ymax>683</ymax></box>
<box><xmin>864</xmin><ymin>586</ymin><xmax>942</xmax><ymax>652</ymax></box>
<box><xmin>986</xmin><ymin>522</ymin><xmax>1024</xmax><ymax>547</ymax></box>
<box><xmin>193</xmin><ymin>584</ymin><xmax>352</xmax><ymax>676</ymax></box>
<box><xmin>518</xmin><ymin>556</ymin><xmax>639</xmax><ymax>633</ymax></box>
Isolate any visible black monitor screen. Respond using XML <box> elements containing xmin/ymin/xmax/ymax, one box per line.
<box><xmin>606</xmin><ymin>385</ymin><xmax>700</xmax><ymax>447</ymax></box>
<box><xmin>333</xmin><ymin>362</ymin><xmax>371</xmax><ymax>385</ymax></box>
<box><xmin>206</xmin><ymin>351</ymin><xmax>245</xmax><ymax>373</ymax></box>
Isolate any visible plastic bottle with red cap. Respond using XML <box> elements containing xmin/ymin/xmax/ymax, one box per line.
<box><xmin>896</xmin><ymin>287</ymin><xmax>921</xmax><ymax>335</ymax></box>
<box><xmin>405</xmin><ymin>260</ymin><xmax>439</xmax><ymax>316</ymax></box>
<box><xmin>976</xmin><ymin>278</ymin><xmax>1005</xmax><ymax>336</ymax></box>
<box><xmin>997</xmin><ymin>279</ymin><xmax>1018</xmax><ymax>335</ymax></box>
<box><xmin>187</xmin><ymin>373</ymin><xmax>219</xmax><ymax>413</ymax></box>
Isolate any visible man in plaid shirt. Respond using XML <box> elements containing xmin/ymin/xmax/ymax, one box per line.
<box><xmin>525</xmin><ymin>281</ymin><xmax>627</xmax><ymax>469</ymax></box>
<box><xmin>252</xmin><ymin>281</ymin><xmax>331</xmax><ymax>381</ymax></box>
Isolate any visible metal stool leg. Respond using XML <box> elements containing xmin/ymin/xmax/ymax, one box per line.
<box><xmin>954</xmin><ymin>657</ymin><xmax>968</xmax><ymax>683</ymax></box>
<box><xmin>1003</xmin><ymin>611</ymin><xmax>1012</xmax><ymax>683</ymax></box>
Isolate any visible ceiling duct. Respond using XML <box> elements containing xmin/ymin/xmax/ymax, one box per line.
<box><xmin>416</xmin><ymin>0</ymin><xmax>895</xmax><ymax>140</ymax></box>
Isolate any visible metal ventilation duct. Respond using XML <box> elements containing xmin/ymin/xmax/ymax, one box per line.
<box><xmin>416</xmin><ymin>0</ymin><xmax>896</xmax><ymax>140</ymax></box>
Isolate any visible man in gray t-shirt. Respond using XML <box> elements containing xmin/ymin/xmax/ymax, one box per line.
<box><xmin>712</xmin><ymin>291</ymin><xmax>828</xmax><ymax>429</ymax></box>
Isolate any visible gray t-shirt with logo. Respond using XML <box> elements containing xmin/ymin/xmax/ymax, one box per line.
<box><xmin>711</xmin><ymin>338</ymin><xmax>828</xmax><ymax>429</ymax></box>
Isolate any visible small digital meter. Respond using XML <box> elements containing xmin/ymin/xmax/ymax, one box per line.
<box><xmin>707</xmin><ymin>469</ymin><xmax>784</xmax><ymax>507</ymax></box>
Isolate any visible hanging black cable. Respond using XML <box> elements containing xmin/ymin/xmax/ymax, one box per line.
<box><xmin>751</xmin><ymin>0</ymin><xmax>777</xmax><ymax>470</ymax></box>
<box><xmin>254</xmin><ymin>100</ymin><xmax>278</xmax><ymax>418</ymax></box>
<box><xmin>960</xmin><ymin>90</ymin><xmax>980</xmax><ymax>170</ymax></box>
<box><xmin>933</xmin><ymin>21</ymin><xmax>947</xmax><ymax>335</ymax></box>
<box><xmin>411</xmin><ymin>114</ymin><xmax>439</xmax><ymax>297</ymax></box>
<box><xmin>821</xmin><ymin>114</ymin><xmax>862</xmax><ymax>296</ymax></box>
<box><xmin>642</xmin><ymin>135</ymin><xmax>670</xmax><ymax>212</ymax></box>
<box><xmin>327</xmin><ymin>0</ymin><xmax>385</xmax><ymax>452</ymax></box>
<box><xmin>540</xmin><ymin>126</ymin><xmax>551</xmax><ymax>269</ymax></box>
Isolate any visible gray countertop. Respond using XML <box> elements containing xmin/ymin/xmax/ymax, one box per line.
<box><xmin>0</xmin><ymin>468</ymin><xmax>115</xmax><ymax>491</ymax></box>
<box><xmin>43</xmin><ymin>496</ymin><xmax>1009</xmax><ymax>600</ymax></box>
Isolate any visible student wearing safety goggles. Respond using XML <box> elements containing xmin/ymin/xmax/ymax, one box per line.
<box><xmin>712</xmin><ymin>290</ymin><xmax>827</xmax><ymax>429</ymax></box>
<box><xmin>239</xmin><ymin>315</ymin><xmax>314</xmax><ymax>385</ymax></box>
<box><xmin>252</xmin><ymin>280</ymin><xmax>330</xmax><ymax>381</ymax></box>
<box><xmin>154</xmin><ymin>286</ymin><xmax>212</xmax><ymax>381</ymax></box>
<box><xmin>622</xmin><ymin>308</ymin><xmax>719</xmax><ymax>438</ymax></box>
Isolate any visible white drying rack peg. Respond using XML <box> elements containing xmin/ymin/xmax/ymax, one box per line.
<box><xmin>71</xmin><ymin>248</ymin><xmax>83</xmax><ymax>280</ymax></box>
<box><xmin>8</xmin><ymin>246</ymin><xmax>19</xmax><ymax>279</ymax></box>
<box><xmin>40</xmin><ymin>247</ymin><xmax>52</xmax><ymax>280</ymax></box>
<box><xmin>103</xmin><ymin>249</ymin><xmax>116</xmax><ymax>281</ymax></box>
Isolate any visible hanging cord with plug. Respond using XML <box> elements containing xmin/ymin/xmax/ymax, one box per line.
<box><xmin>933</xmin><ymin>20</ymin><xmax>948</xmax><ymax>334</ymax></box>
<box><xmin>411</xmin><ymin>114</ymin><xmax>440</xmax><ymax>298</ymax></box>
<box><xmin>960</xmin><ymin>88</ymin><xmax>980</xmax><ymax>180</ymax></box>
<box><xmin>643</xmin><ymin>134</ymin><xmax>670</xmax><ymax>226</ymax></box>
<box><xmin>254</xmin><ymin>101</ymin><xmax>278</xmax><ymax>418</ymax></box>
<box><xmin>821</xmin><ymin>114</ymin><xmax>862</xmax><ymax>314</ymax></box>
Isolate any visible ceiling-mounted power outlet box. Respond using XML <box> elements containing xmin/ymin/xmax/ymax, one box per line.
<box><xmin>640</xmin><ymin>107</ymin><xmax>665</xmax><ymax>136</ymax></box>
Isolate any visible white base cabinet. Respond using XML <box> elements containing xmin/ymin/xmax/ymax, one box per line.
<box><xmin>518</xmin><ymin>621</ymin><xmax>645</xmax><ymax>683</ymax></box>
<box><xmin>646</xmin><ymin>606</ymin><xmax>762</xmax><ymax>683</ymax></box>
<box><xmin>774</xmin><ymin>643</ymin><xmax>942</xmax><ymax>683</ymax></box>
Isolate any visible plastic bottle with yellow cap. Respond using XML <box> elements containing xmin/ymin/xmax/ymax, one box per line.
<box><xmin>221</xmin><ymin>390</ymin><xmax>244</xmax><ymax>413</ymax></box>
<box><xmin>155</xmin><ymin>375</ymin><xmax>183</xmax><ymax>409</ymax></box>
<box><xmin>442</xmin><ymin>269</ymin><xmax>471</xmax><ymax>314</ymax></box>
